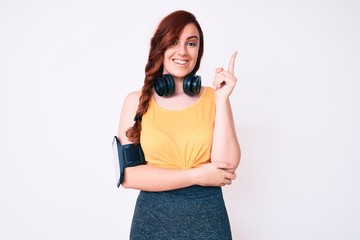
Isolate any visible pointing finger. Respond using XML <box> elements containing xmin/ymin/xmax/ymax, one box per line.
<box><xmin>228</xmin><ymin>51</ymin><xmax>237</xmax><ymax>75</ymax></box>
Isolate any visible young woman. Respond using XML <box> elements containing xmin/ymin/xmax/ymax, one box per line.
<box><xmin>117</xmin><ymin>10</ymin><xmax>240</xmax><ymax>240</ymax></box>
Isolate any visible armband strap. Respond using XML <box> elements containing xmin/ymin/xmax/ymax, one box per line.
<box><xmin>112</xmin><ymin>136</ymin><xmax>146</xmax><ymax>187</ymax></box>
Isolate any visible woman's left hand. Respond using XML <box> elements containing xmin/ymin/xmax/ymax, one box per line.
<box><xmin>213</xmin><ymin>51</ymin><xmax>238</xmax><ymax>101</ymax></box>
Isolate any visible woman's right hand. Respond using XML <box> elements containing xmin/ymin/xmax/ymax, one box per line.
<box><xmin>191</xmin><ymin>162</ymin><xmax>236</xmax><ymax>187</ymax></box>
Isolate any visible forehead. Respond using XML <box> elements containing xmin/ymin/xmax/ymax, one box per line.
<box><xmin>178</xmin><ymin>23</ymin><xmax>199</xmax><ymax>39</ymax></box>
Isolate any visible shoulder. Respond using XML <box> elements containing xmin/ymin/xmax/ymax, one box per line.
<box><xmin>124</xmin><ymin>90</ymin><xmax>141</xmax><ymax>105</ymax></box>
<box><xmin>203</xmin><ymin>86</ymin><xmax>215</xmax><ymax>93</ymax></box>
<box><xmin>202</xmin><ymin>87</ymin><xmax>216</xmax><ymax>113</ymax></box>
<box><xmin>202</xmin><ymin>86</ymin><xmax>215</xmax><ymax>98</ymax></box>
<box><xmin>121</xmin><ymin>90</ymin><xmax>142</xmax><ymax>118</ymax></box>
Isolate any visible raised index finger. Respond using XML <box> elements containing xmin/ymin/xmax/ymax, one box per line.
<box><xmin>228</xmin><ymin>51</ymin><xmax>237</xmax><ymax>75</ymax></box>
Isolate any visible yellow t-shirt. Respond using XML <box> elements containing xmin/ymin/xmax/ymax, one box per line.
<box><xmin>140</xmin><ymin>87</ymin><xmax>215</xmax><ymax>169</ymax></box>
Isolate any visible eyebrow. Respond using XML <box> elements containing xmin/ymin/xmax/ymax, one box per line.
<box><xmin>186</xmin><ymin>36</ymin><xmax>199</xmax><ymax>40</ymax></box>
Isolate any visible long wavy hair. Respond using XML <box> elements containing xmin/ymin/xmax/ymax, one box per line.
<box><xmin>126</xmin><ymin>10</ymin><xmax>204</xmax><ymax>143</ymax></box>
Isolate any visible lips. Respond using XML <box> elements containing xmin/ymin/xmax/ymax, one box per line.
<box><xmin>173</xmin><ymin>59</ymin><xmax>189</xmax><ymax>65</ymax></box>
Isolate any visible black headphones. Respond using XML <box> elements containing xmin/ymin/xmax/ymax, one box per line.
<box><xmin>154</xmin><ymin>74</ymin><xmax>201</xmax><ymax>97</ymax></box>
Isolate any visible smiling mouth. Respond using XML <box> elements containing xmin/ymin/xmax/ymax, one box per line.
<box><xmin>173</xmin><ymin>59</ymin><xmax>189</xmax><ymax>65</ymax></box>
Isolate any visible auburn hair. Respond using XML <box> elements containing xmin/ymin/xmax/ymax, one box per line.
<box><xmin>126</xmin><ymin>10</ymin><xmax>204</xmax><ymax>143</ymax></box>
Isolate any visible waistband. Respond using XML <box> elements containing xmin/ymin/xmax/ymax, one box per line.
<box><xmin>141</xmin><ymin>185</ymin><xmax>222</xmax><ymax>198</ymax></box>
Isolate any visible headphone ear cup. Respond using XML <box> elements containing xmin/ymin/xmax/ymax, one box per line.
<box><xmin>154</xmin><ymin>74</ymin><xmax>175</xmax><ymax>97</ymax></box>
<box><xmin>164</xmin><ymin>74</ymin><xmax>175</xmax><ymax>96</ymax></box>
<box><xmin>183</xmin><ymin>75</ymin><xmax>201</xmax><ymax>96</ymax></box>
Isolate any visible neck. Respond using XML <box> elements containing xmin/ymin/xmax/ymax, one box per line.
<box><xmin>173</xmin><ymin>77</ymin><xmax>185</xmax><ymax>95</ymax></box>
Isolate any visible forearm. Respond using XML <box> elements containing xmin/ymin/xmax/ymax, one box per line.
<box><xmin>121</xmin><ymin>164</ymin><xmax>196</xmax><ymax>192</ymax></box>
<box><xmin>211</xmin><ymin>99</ymin><xmax>241</xmax><ymax>170</ymax></box>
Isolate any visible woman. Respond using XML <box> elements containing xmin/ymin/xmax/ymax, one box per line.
<box><xmin>117</xmin><ymin>10</ymin><xmax>240</xmax><ymax>240</ymax></box>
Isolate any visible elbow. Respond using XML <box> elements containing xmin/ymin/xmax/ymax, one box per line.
<box><xmin>211</xmin><ymin>143</ymin><xmax>241</xmax><ymax>169</ymax></box>
<box><xmin>233</xmin><ymin>143</ymin><xmax>241</xmax><ymax>169</ymax></box>
<box><xmin>121</xmin><ymin>179</ymin><xmax>131</xmax><ymax>189</ymax></box>
<box><xmin>233</xmin><ymin>140</ymin><xmax>241</xmax><ymax>160</ymax></box>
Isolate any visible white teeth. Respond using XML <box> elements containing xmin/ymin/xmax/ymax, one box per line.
<box><xmin>173</xmin><ymin>59</ymin><xmax>188</xmax><ymax>65</ymax></box>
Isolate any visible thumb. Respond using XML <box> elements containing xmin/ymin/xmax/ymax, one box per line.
<box><xmin>215</xmin><ymin>67</ymin><xmax>223</xmax><ymax>74</ymax></box>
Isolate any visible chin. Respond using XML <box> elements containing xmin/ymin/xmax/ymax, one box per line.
<box><xmin>163</xmin><ymin>62</ymin><xmax>196</xmax><ymax>77</ymax></box>
<box><xmin>165</xmin><ymin>68</ymin><xmax>194</xmax><ymax>78</ymax></box>
<box><xmin>170</xmin><ymin>73</ymin><xmax>190</xmax><ymax>79</ymax></box>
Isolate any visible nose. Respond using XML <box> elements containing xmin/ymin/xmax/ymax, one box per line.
<box><xmin>176</xmin><ymin>43</ymin><xmax>188</xmax><ymax>56</ymax></box>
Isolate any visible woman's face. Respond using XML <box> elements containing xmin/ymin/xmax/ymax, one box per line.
<box><xmin>163</xmin><ymin>23</ymin><xmax>200</xmax><ymax>79</ymax></box>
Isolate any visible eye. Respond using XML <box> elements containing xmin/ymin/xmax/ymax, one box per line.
<box><xmin>187</xmin><ymin>42</ymin><xmax>197</xmax><ymax>47</ymax></box>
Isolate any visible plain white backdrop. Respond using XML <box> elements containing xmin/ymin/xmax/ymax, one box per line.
<box><xmin>1</xmin><ymin>0</ymin><xmax>359</xmax><ymax>239</ymax></box>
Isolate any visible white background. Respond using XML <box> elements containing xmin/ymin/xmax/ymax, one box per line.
<box><xmin>1</xmin><ymin>0</ymin><xmax>359</xmax><ymax>239</ymax></box>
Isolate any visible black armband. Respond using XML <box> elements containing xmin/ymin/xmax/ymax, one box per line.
<box><xmin>112</xmin><ymin>136</ymin><xmax>146</xmax><ymax>187</ymax></box>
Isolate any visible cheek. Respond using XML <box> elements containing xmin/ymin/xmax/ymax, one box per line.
<box><xmin>163</xmin><ymin>51</ymin><xmax>171</xmax><ymax>63</ymax></box>
<box><xmin>191</xmin><ymin>47</ymin><xmax>199</xmax><ymax>58</ymax></box>
<box><xmin>191</xmin><ymin>51</ymin><xmax>199</xmax><ymax>63</ymax></box>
